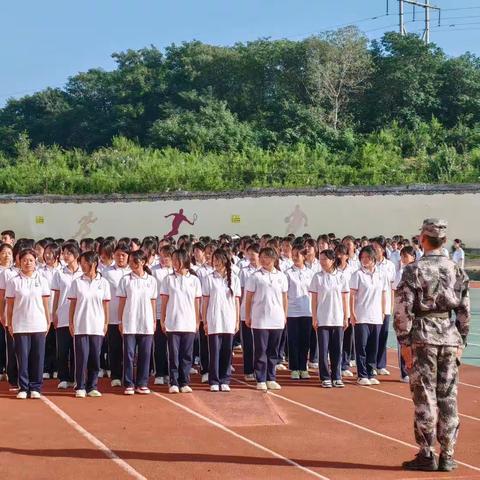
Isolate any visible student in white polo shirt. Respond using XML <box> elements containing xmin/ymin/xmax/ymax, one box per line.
<box><xmin>239</xmin><ymin>243</ymin><xmax>260</xmax><ymax>381</ymax></box>
<box><xmin>202</xmin><ymin>248</ymin><xmax>241</xmax><ymax>392</ymax></box>
<box><xmin>52</xmin><ymin>243</ymin><xmax>83</xmax><ymax>389</ymax></box>
<box><xmin>5</xmin><ymin>249</ymin><xmax>50</xmax><ymax>399</ymax></box>
<box><xmin>372</xmin><ymin>237</ymin><xmax>396</xmax><ymax>376</ymax></box>
<box><xmin>285</xmin><ymin>243</ymin><xmax>314</xmax><ymax>380</ymax></box>
<box><xmin>160</xmin><ymin>249</ymin><xmax>202</xmax><ymax>394</ymax></box>
<box><xmin>310</xmin><ymin>249</ymin><xmax>350</xmax><ymax>388</ymax></box>
<box><xmin>68</xmin><ymin>251</ymin><xmax>110</xmax><ymax>398</ymax></box>
<box><xmin>452</xmin><ymin>239</ymin><xmax>465</xmax><ymax>268</ymax></box>
<box><xmin>152</xmin><ymin>245</ymin><xmax>174</xmax><ymax>385</ymax></box>
<box><xmin>245</xmin><ymin>247</ymin><xmax>288</xmax><ymax>391</ymax></box>
<box><xmin>102</xmin><ymin>243</ymin><xmax>130</xmax><ymax>387</ymax></box>
<box><xmin>349</xmin><ymin>246</ymin><xmax>388</xmax><ymax>386</ymax></box>
<box><xmin>117</xmin><ymin>250</ymin><xmax>157</xmax><ymax>395</ymax></box>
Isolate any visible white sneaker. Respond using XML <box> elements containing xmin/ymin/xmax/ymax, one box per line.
<box><xmin>16</xmin><ymin>391</ymin><xmax>28</xmax><ymax>399</ymax></box>
<box><xmin>57</xmin><ymin>381</ymin><xmax>68</xmax><ymax>389</ymax></box>
<box><xmin>291</xmin><ymin>370</ymin><xmax>300</xmax><ymax>380</ymax></box>
<box><xmin>107</xmin><ymin>370</ymin><xmax>112</xmax><ymax>378</ymax></box>
<box><xmin>266</xmin><ymin>381</ymin><xmax>281</xmax><ymax>390</ymax></box>
<box><xmin>300</xmin><ymin>370</ymin><xmax>310</xmax><ymax>379</ymax></box>
<box><xmin>154</xmin><ymin>376</ymin><xmax>165</xmax><ymax>385</ymax></box>
<box><xmin>98</xmin><ymin>369</ymin><xmax>105</xmax><ymax>378</ymax></box>
<box><xmin>210</xmin><ymin>384</ymin><xmax>220</xmax><ymax>392</ymax></box>
<box><xmin>256</xmin><ymin>382</ymin><xmax>267</xmax><ymax>391</ymax></box>
<box><xmin>201</xmin><ymin>373</ymin><xmax>209</xmax><ymax>383</ymax></box>
<box><xmin>180</xmin><ymin>385</ymin><xmax>193</xmax><ymax>393</ymax></box>
<box><xmin>308</xmin><ymin>362</ymin><xmax>319</xmax><ymax>370</ymax></box>
<box><xmin>220</xmin><ymin>384</ymin><xmax>231</xmax><ymax>392</ymax></box>
<box><xmin>342</xmin><ymin>370</ymin><xmax>354</xmax><ymax>377</ymax></box>
<box><xmin>135</xmin><ymin>387</ymin><xmax>151</xmax><ymax>394</ymax></box>
<box><xmin>321</xmin><ymin>380</ymin><xmax>333</xmax><ymax>388</ymax></box>
<box><xmin>124</xmin><ymin>387</ymin><xmax>135</xmax><ymax>395</ymax></box>
<box><xmin>357</xmin><ymin>378</ymin><xmax>371</xmax><ymax>386</ymax></box>
<box><xmin>111</xmin><ymin>379</ymin><xmax>122</xmax><ymax>387</ymax></box>
<box><xmin>400</xmin><ymin>376</ymin><xmax>410</xmax><ymax>383</ymax></box>
<box><xmin>75</xmin><ymin>389</ymin><xmax>87</xmax><ymax>398</ymax></box>
<box><xmin>87</xmin><ymin>390</ymin><xmax>102</xmax><ymax>397</ymax></box>
<box><xmin>377</xmin><ymin>368</ymin><xmax>390</xmax><ymax>376</ymax></box>
<box><xmin>53</xmin><ymin>372</ymin><xmax>58</xmax><ymax>379</ymax></box>
<box><xmin>42</xmin><ymin>373</ymin><xmax>50</xmax><ymax>379</ymax></box>
<box><xmin>275</xmin><ymin>364</ymin><xmax>287</xmax><ymax>371</ymax></box>
<box><xmin>369</xmin><ymin>378</ymin><xmax>380</xmax><ymax>385</ymax></box>
<box><xmin>190</xmin><ymin>367</ymin><xmax>198</xmax><ymax>375</ymax></box>
<box><xmin>372</xmin><ymin>369</ymin><xmax>378</xmax><ymax>376</ymax></box>
<box><xmin>333</xmin><ymin>380</ymin><xmax>345</xmax><ymax>388</ymax></box>
<box><xmin>169</xmin><ymin>385</ymin><xmax>179</xmax><ymax>394</ymax></box>
<box><xmin>30</xmin><ymin>391</ymin><xmax>41</xmax><ymax>399</ymax></box>
<box><xmin>244</xmin><ymin>373</ymin><xmax>256</xmax><ymax>381</ymax></box>
<box><xmin>349</xmin><ymin>360</ymin><xmax>356</xmax><ymax>367</ymax></box>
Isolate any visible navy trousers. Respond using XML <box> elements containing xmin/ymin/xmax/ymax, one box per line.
<box><xmin>277</xmin><ymin>326</ymin><xmax>287</xmax><ymax>364</ymax></box>
<box><xmin>354</xmin><ymin>323</ymin><xmax>380</xmax><ymax>379</ymax></box>
<box><xmin>0</xmin><ymin>324</ymin><xmax>6</xmax><ymax>374</ymax></box>
<box><xmin>287</xmin><ymin>316</ymin><xmax>311</xmax><ymax>371</ymax></box>
<box><xmin>74</xmin><ymin>334</ymin><xmax>103</xmax><ymax>392</ymax></box>
<box><xmin>208</xmin><ymin>333</ymin><xmax>233</xmax><ymax>386</ymax></box>
<box><xmin>341</xmin><ymin>321</ymin><xmax>355</xmax><ymax>370</ymax></box>
<box><xmin>376</xmin><ymin>314</ymin><xmax>391</xmax><ymax>369</ymax></box>
<box><xmin>309</xmin><ymin>326</ymin><xmax>319</xmax><ymax>363</ymax></box>
<box><xmin>240</xmin><ymin>321</ymin><xmax>254</xmax><ymax>375</ymax></box>
<box><xmin>252</xmin><ymin>328</ymin><xmax>283</xmax><ymax>382</ymax></box>
<box><xmin>44</xmin><ymin>323</ymin><xmax>57</xmax><ymax>375</ymax></box>
<box><xmin>317</xmin><ymin>326</ymin><xmax>344</xmax><ymax>381</ymax></box>
<box><xmin>154</xmin><ymin>321</ymin><xmax>169</xmax><ymax>377</ymax></box>
<box><xmin>167</xmin><ymin>332</ymin><xmax>195</xmax><ymax>387</ymax></box>
<box><xmin>199</xmin><ymin>322</ymin><xmax>209</xmax><ymax>375</ymax></box>
<box><xmin>56</xmin><ymin>326</ymin><xmax>74</xmax><ymax>383</ymax></box>
<box><xmin>123</xmin><ymin>334</ymin><xmax>153</xmax><ymax>388</ymax></box>
<box><xmin>107</xmin><ymin>324</ymin><xmax>123</xmax><ymax>381</ymax></box>
<box><xmin>14</xmin><ymin>332</ymin><xmax>46</xmax><ymax>393</ymax></box>
<box><xmin>6</xmin><ymin>329</ymin><xmax>18</xmax><ymax>386</ymax></box>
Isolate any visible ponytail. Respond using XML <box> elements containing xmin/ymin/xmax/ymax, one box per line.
<box><xmin>212</xmin><ymin>248</ymin><xmax>233</xmax><ymax>296</ymax></box>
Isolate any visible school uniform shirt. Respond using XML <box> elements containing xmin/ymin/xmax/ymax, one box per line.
<box><xmin>196</xmin><ymin>264</ymin><xmax>214</xmax><ymax>280</ymax></box>
<box><xmin>5</xmin><ymin>272</ymin><xmax>50</xmax><ymax>334</ymax></box>
<box><xmin>305</xmin><ymin>258</ymin><xmax>321</xmax><ymax>274</ymax></box>
<box><xmin>415</xmin><ymin>249</ymin><xmax>424</xmax><ymax>261</ymax></box>
<box><xmin>202</xmin><ymin>271</ymin><xmax>241</xmax><ymax>334</ymax></box>
<box><xmin>239</xmin><ymin>265</ymin><xmax>258</xmax><ymax>321</ymax></box>
<box><xmin>117</xmin><ymin>272</ymin><xmax>157</xmax><ymax>335</ymax></box>
<box><xmin>280</xmin><ymin>257</ymin><xmax>294</xmax><ymax>272</ymax></box>
<box><xmin>245</xmin><ymin>268</ymin><xmax>288</xmax><ymax>329</ymax></box>
<box><xmin>376</xmin><ymin>258</ymin><xmax>396</xmax><ymax>314</ymax></box>
<box><xmin>237</xmin><ymin>257</ymin><xmax>250</xmax><ymax>270</ymax></box>
<box><xmin>452</xmin><ymin>248</ymin><xmax>465</xmax><ymax>267</ymax></box>
<box><xmin>160</xmin><ymin>272</ymin><xmax>202</xmax><ymax>333</ymax></box>
<box><xmin>68</xmin><ymin>274</ymin><xmax>111</xmax><ymax>336</ymax></box>
<box><xmin>389</xmin><ymin>250</ymin><xmax>401</xmax><ymax>271</ymax></box>
<box><xmin>0</xmin><ymin>267</ymin><xmax>20</xmax><ymax>317</ymax></box>
<box><xmin>441</xmin><ymin>247</ymin><xmax>450</xmax><ymax>258</ymax></box>
<box><xmin>152</xmin><ymin>265</ymin><xmax>173</xmax><ymax>320</ymax></box>
<box><xmin>38</xmin><ymin>264</ymin><xmax>62</xmax><ymax>313</ymax></box>
<box><xmin>103</xmin><ymin>265</ymin><xmax>131</xmax><ymax>325</ymax></box>
<box><xmin>51</xmin><ymin>266</ymin><xmax>83</xmax><ymax>328</ymax></box>
<box><xmin>98</xmin><ymin>260</ymin><xmax>115</xmax><ymax>274</ymax></box>
<box><xmin>349</xmin><ymin>268</ymin><xmax>388</xmax><ymax>325</ymax></box>
<box><xmin>347</xmin><ymin>255</ymin><xmax>361</xmax><ymax>272</ymax></box>
<box><xmin>337</xmin><ymin>264</ymin><xmax>355</xmax><ymax>318</ymax></box>
<box><xmin>285</xmin><ymin>265</ymin><xmax>314</xmax><ymax>317</ymax></box>
<box><xmin>231</xmin><ymin>263</ymin><xmax>240</xmax><ymax>277</ymax></box>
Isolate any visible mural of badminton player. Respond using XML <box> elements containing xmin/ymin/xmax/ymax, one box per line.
<box><xmin>164</xmin><ymin>209</ymin><xmax>198</xmax><ymax>238</ymax></box>
<box><xmin>73</xmin><ymin>211</ymin><xmax>98</xmax><ymax>239</ymax></box>
<box><xmin>284</xmin><ymin>205</ymin><xmax>308</xmax><ymax>235</ymax></box>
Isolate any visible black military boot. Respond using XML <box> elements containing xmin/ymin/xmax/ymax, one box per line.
<box><xmin>438</xmin><ymin>453</ymin><xmax>457</xmax><ymax>472</ymax></box>
<box><xmin>402</xmin><ymin>452</ymin><xmax>438</xmax><ymax>471</ymax></box>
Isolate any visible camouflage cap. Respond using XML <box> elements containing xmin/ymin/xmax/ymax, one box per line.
<box><xmin>420</xmin><ymin>218</ymin><xmax>448</xmax><ymax>238</ymax></box>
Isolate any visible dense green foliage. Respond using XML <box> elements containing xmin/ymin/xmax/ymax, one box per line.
<box><xmin>1</xmin><ymin>29</ymin><xmax>480</xmax><ymax>193</ymax></box>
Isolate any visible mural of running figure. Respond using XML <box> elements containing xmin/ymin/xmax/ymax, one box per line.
<box><xmin>284</xmin><ymin>204</ymin><xmax>308</xmax><ymax>235</ymax></box>
<box><xmin>164</xmin><ymin>208</ymin><xmax>198</xmax><ymax>238</ymax></box>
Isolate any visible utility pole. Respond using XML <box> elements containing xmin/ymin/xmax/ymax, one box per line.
<box><xmin>396</xmin><ymin>0</ymin><xmax>440</xmax><ymax>44</ymax></box>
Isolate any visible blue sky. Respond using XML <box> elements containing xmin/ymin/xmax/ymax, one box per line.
<box><xmin>1</xmin><ymin>0</ymin><xmax>480</xmax><ymax>106</ymax></box>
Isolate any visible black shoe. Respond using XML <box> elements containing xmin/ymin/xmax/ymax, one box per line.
<box><xmin>438</xmin><ymin>454</ymin><xmax>457</xmax><ymax>472</ymax></box>
<box><xmin>402</xmin><ymin>453</ymin><xmax>438</xmax><ymax>471</ymax></box>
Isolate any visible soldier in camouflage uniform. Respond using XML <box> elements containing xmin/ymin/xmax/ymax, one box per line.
<box><xmin>394</xmin><ymin>218</ymin><xmax>470</xmax><ymax>472</ymax></box>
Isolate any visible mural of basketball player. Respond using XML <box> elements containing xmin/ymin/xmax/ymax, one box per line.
<box><xmin>284</xmin><ymin>204</ymin><xmax>308</xmax><ymax>235</ymax></box>
<box><xmin>72</xmin><ymin>211</ymin><xmax>98</xmax><ymax>239</ymax></box>
<box><xmin>164</xmin><ymin>209</ymin><xmax>198</xmax><ymax>238</ymax></box>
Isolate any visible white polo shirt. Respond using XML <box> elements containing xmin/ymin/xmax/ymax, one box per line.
<box><xmin>196</xmin><ymin>264</ymin><xmax>214</xmax><ymax>280</ymax></box>
<box><xmin>239</xmin><ymin>265</ymin><xmax>259</xmax><ymax>321</ymax></box>
<box><xmin>305</xmin><ymin>259</ymin><xmax>321</xmax><ymax>274</ymax></box>
<box><xmin>349</xmin><ymin>268</ymin><xmax>387</xmax><ymax>325</ymax></box>
<box><xmin>103</xmin><ymin>265</ymin><xmax>131</xmax><ymax>325</ymax></box>
<box><xmin>347</xmin><ymin>255</ymin><xmax>361</xmax><ymax>272</ymax></box>
<box><xmin>51</xmin><ymin>266</ymin><xmax>83</xmax><ymax>328</ymax></box>
<box><xmin>452</xmin><ymin>248</ymin><xmax>465</xmax><ymax>268</ymax></box>
<box><xmin>280</xmin><ymin>257</ymin><xmax>294</xmax><ymax>272</ymax></box>
<box><xmin>388</xmin><ymin>250</ymin><xmax>401</xmax><ymax>271</ymax></box>
<box><xmin>285</xmin><ymin>265</ymin><xmax>314</xmax><ymax>317</ymax></box>
<box><xmin>117</xmin><ymin>272</ymin><xmax>157</xmax><ymax>335</ymax></box>
<box><xmin>6</xmin><ymin>272</ymin><xmax>50</xmax><ymax>334</ymax></box>
<box><xmin>38</xmin><ymin>264</ymin><xmax>62</xmax><ymax>313</ymax></box>
<box><xmin>309</xmin><ymin>270</ymin><xmax>349</xmax><ymax>327</ymax></box>
<box><xmin>237</xmin><ymin>258</ymin><xmax>250</xmax><ymax>270</ymax></box>
<box><xmin>152</xmin><ymin>265</ymin><xmax>173</xmax><ymax>320</ymax></box>
<box><xmin>160</xmin><ymin>272</ymin><xmax>202</xmax><ymax>333</ymax></box>
<box><xmin>376</xmin><ymin>258</ymin><xmax>396</xmax><ymax>314</ymax></box>
<box><xmin>246</xmin><ymin>268</ymin><xmax>288</xmax><ymax>329</ymax></box>
<box><xmin>0</xmin><ymin>267</ymin><xmax>20</xmax><ymax>317</ymax></box>
<box><xmin>202</xmin><ymin>271</ymin><xmax>241</xmax><ymax>334</ymax></box>
<box><xmin>68</xmin><ymin>274</ymin><xmax>110</xmax><ymax>336</ymax></box>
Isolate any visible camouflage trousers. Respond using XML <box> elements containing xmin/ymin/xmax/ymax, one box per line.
<box><xmin>410</xmin><ymin>344</ymin><xmax>459</xmax><ymax>456</ymax></box>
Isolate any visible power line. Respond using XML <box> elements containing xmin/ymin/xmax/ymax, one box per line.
<box><xmin>442</xmin><ymin>6</ymin><xmax>480</xmax><ymax>12</ymax></box>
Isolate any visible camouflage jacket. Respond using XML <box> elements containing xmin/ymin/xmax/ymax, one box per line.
<box><xmin>393</xmin><ymin>250</ymin><xmax>470</xmax><ymax>346</ymax></box>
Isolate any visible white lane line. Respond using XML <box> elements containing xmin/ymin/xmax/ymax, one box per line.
<box><xmin>151</xmin><ymin>391</ymin><xmax>329</xmax><ymax>480</ymax></box>
<box><xmin>385</xmin><ymin>363</ymin><xmax>480</xmax><ymax>390</ymax></box>
<box><xmin>41</xmin><ymin>396</ymin><xmax>147</xmax><ymax>480</ymax></box>
<box><xmin>232</xmin><ymin>378</ymin><xmax>480</xmax><ymax>473</ymax></box>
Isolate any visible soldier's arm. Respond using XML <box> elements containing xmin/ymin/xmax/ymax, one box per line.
<box><xmin>454</xmin><ymin>268</ymin><xmax>470</xmax><ymax>345</ymax></box>
<box><xmin>393</xmin><ymin>279</ymin><xmax>416</xmax><ymax>346</ymax></box>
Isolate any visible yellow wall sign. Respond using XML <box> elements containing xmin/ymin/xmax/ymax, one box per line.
<box><xmin>35</xmin><ymin>216</ymin><xmax>45</xmax><ymax>224</ymax></box>
<box><xmin>231</xmin><ymin>214</ymin><xmax>241</xmax><ymax>224</ymax></box>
